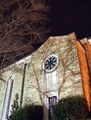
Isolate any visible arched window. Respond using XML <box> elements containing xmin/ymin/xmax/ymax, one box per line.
<box><xmin>1</xmin><ymin>76</ymin><xmax>14</xmax><ymax>120</ymax></box>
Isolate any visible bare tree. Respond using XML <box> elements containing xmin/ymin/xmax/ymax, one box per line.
<box><xmin>0</xmin><ymin>0</ymin><xmax>51</xmax><ymax>69</ymax></box>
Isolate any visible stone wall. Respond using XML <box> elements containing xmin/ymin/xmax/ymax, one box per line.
<box><xmin>0</xmin><ymin>32</ymin><xmax>83</xmax><ymax>118</ymax></box>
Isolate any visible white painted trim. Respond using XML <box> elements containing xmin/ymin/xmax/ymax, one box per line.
<box><xmin>1</xmin><ymin>76</ymin><xmax>14</xmax><ymax>120</ymax></box>
<box><xmin>43</xmin><ymin>70</ymin><xmax>58</xmax><ymax>120</ymax></box>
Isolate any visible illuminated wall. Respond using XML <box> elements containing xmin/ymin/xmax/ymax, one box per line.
<box><xmin>0</xmin><ymin>32</ymin><xmax>90</xmax><ymax>119</ymax></box>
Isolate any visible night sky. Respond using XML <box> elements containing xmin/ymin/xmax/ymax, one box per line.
<box><xmin>48</xmin><ymin>0</ymin><xmax>91</xmax><ymax>39</ymax></box>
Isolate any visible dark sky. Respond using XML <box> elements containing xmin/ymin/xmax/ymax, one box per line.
<box><xmin>48</xmin><ymin>0</ymin><xmax>91</xmax><ymax>39</ymax></box>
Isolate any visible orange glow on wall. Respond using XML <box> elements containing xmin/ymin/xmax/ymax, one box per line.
<box><xmin>76</xmin><ymin>41</ymin><xmax>91</xmax><ymax>111</ymax></box>
<box><xmin>86</xmin><ymin>40</ymin><xmax>91</xmax><ymax>78</ymax></box>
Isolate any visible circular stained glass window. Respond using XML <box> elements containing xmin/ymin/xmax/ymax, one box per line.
<box><xmin>43</xmin><ymin>54</ymin><xmax>59</xmax><ymax>73</ymax></box>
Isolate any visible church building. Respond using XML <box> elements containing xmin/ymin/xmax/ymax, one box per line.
<box><xmin>0</xmin><ymin>32</ymin><xmax>91</xmax><ymax>120</ymax></box>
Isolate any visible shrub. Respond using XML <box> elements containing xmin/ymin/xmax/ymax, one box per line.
<box><xmin>51</xmin><ymin>95</ymin><xmax>90</xmax><ymax>120</ymax></box>
<box><xmin>9</xmin><ymin>104</ymin><xmax>43</xmax><ymax>120</ymax></box>
<box><xmin>8</xmin><ymin>93</ymin><xmax>19</xmax><ymax>120</ymax></box>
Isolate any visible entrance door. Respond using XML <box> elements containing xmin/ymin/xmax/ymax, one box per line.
<box><xmin>49</xmin><ymin>96</ymin><xmax>57</xmax><ymax>120</ymax></box>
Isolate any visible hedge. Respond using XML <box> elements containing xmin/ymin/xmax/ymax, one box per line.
<box><xmin>8</xmin><ymin>104</ymin><xmax>43</xmax><ymax>120</ymax></box>
<box><xmin>51</xmin><ymin>95</ymin><xmax>91</xmax><ymax>120</ymax></box>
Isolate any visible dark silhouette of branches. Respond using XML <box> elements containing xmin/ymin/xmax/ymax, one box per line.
<box><xmin>0</xmin><ymin>0</ymin><xmax>51</xmax><ymax>69</ymax></box>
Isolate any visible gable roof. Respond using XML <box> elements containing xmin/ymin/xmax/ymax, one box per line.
<box><xmin>1</xmin><ymin>32</ymin><xmax>91</xmax><ymax>70</ymax></box>
<box><xmin>0</xmin><ymin>32</ymin><xmax>76</xmax><ymax>70</ymax></box>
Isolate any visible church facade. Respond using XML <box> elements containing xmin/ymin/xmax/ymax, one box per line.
<box><xmin>0</xmin><ymin>33</ymin><xmax>91</xmax><ymax>120</ymax></box>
